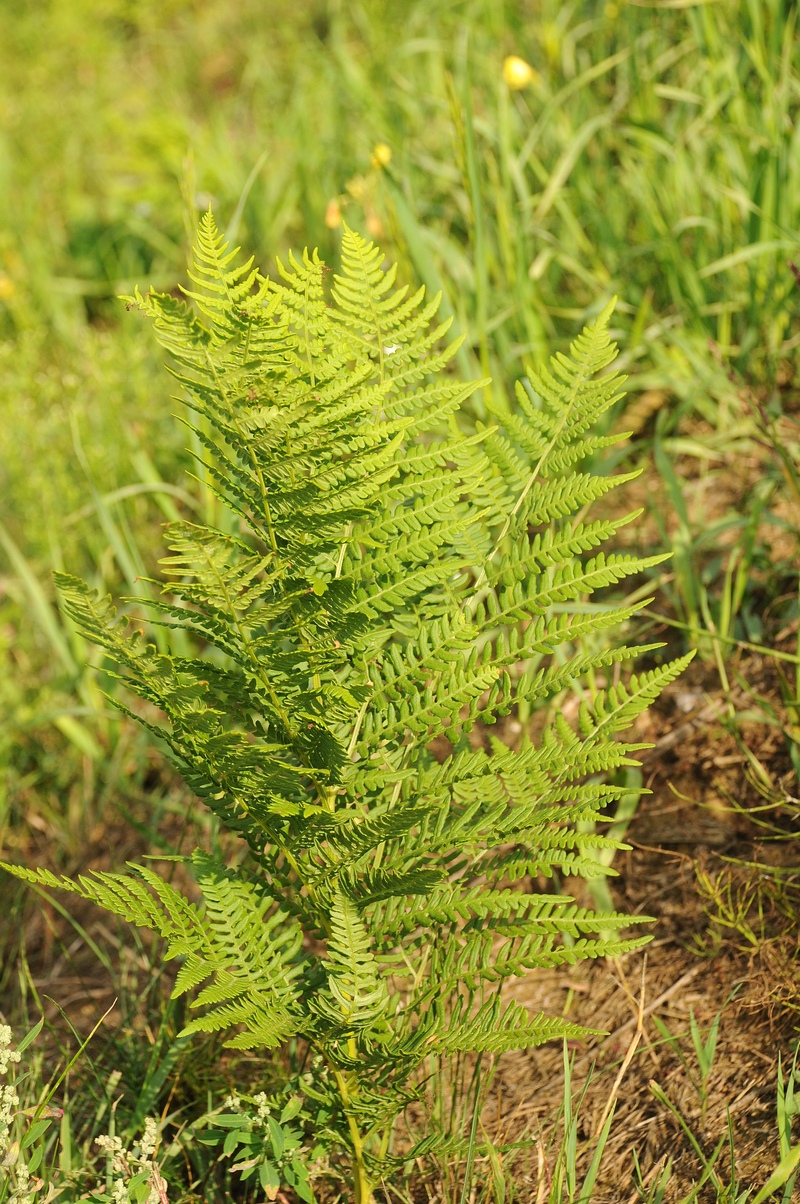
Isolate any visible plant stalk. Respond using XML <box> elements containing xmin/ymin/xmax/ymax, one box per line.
<box><xmin>332</xmin><ymin>1062</ymin><xmax>375</xmax><ymax>1204</ymax></box>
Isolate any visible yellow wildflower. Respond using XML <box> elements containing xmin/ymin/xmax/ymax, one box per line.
<box><xmin>371</xmin><ymin>142</ymin><xmax>392</xmax><ymax>169</ymax></box>
<box><xmin>503</xmin><ymin>55</ymin><xmax>537</xmax><ymax>90</ymax></box>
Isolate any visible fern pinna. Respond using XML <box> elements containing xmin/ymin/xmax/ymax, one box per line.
<box><xmin>3</xmin><ymin>214</ymin><xmax>690</xmax><ymax>1202</ymax></box>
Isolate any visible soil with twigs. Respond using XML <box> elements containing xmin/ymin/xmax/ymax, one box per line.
<box><xmin>452</xmin><ymin>654</ymin><xmax>800</xmax><ymax>1204</ymax></box>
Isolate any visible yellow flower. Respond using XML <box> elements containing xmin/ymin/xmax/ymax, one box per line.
<box><xmin>503</xmin><ymin>55</ymin><xmax>537</xmax><ymax>91</ymax></box>
<box><xmin>324</xmin><ymin>199</ymin><xmax>342</xmax><ymax>229</ymax></box>
<box><xmin>370</xmin><ymin>142</ymin><xmax>392</xmax><ymax>169</ymax></box>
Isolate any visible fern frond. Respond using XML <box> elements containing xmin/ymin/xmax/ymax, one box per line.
<box><xmin>0</xmin><ymin>861</ymin><xmax>202</xmax><ymax>954</ymax></box>
<box><xmin>579</xmin><ymin>651</ymin><xmax>696</xmax><ymax>741</ymax></box>
<box><xmin>437</xmin><ymin>997</ymin><xmax>598</xmax><ymax>1054</ymax></box>
<box><xmin>7</xmin><ymin>218</ymin><xmax>695</xmax><ymax>1190</ymax></box>
<box><xmin>183</xmin><ymin>209</ymin><xmax>268</xmax><ymax>331</ymax></box>
<box><xmin>313</xmin><ymin>892</ymin><xmax>390</xmax><ymax>1033</ymax></box>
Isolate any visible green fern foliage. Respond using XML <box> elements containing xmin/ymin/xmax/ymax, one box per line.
<box><xmin>3</xmin><ymin>213</ymin><xmax>691</xmax><ymax>1201</ymax></box>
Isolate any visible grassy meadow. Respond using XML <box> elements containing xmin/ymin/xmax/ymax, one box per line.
<box><xmin>1</xmin><ymin>0</ymin><xmax>800</xmax><ymax>1200</ymax></box>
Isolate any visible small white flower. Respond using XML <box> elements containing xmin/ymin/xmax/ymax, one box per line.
<box><xmin>1</xmin><ymin>1082</ymin><xmax>21</xmax><ymax>1156</ymax></box>
<box><xmin>96</xmin><ymin>1120</ymin><xmax>167</xmax><ymax>1203</ymax></box>
<box><xmin>9</xmin><ymin>1158</ymin><xmax>32</xmax><ymax>1204</ymax></box>
<box><xmin>96</xmin><ymin>1132</ymin><xmax>128</xmax><ymax>1178</ymax></box>
<box><xmin>0</xmin><ymin>1027</ymin><xmax>21</xmax><ymax>1078</ymax></box>
<box><xmin>96</xmin><ymin>1134</ymin><xmax>124</xmax><ymax>1157</ymax></box>
<box><xmin>112</xmin><ymin>1178</ymin><xmax>130</xmax><ymax>1204</ymax></box>
<box><xmin>139</xmin><ymin>1117</ymin><xmax>159</xmax><ymax>1162</ymax></box>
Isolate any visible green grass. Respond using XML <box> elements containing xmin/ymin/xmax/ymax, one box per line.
<box><xmin>1</xmin><ymin>0</ymin><xmax>799</xmax><ymax>1200</ymax></box>
<box><xmin>3</xmin><ymin>0</ymin><xmax>799</xmax><ymax>365</ymax></box>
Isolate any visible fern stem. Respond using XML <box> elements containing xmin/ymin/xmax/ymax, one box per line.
<box><xmin>459</xmin><ymin>1052</ymin><xmax>484</xmax><ymax>1204</ymax></box>
<box><xmin>331</xmin><ymin>1064</ymin><xmax>374</xmax><ymax>1204</ymax></box>
<box><xmin>335</xmin><ymin>521</ymin><xmax>353</xmax><ymax>579</ymax></box>
<box><xmin>346</xmin><ymin>697</ymin><xmax>370</xmax><ymax>760</ymax></box>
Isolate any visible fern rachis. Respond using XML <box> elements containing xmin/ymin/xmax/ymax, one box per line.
<box><xmin>2</xmin><ymin>213</ymin><xmax>691</xmax><ymax>1203</ymax></box>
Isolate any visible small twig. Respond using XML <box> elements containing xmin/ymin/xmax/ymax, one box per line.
<box><xmin>626</xmin><ymin>839</ymin><xmax>695</xmax><ymax>864</ymax></box>
<box><xmin>608</xmin><ymin>957</ymin><xmax>660</xmax><ymax>1068</ymax></box>
<box><xmin>602</xmin><ymin>962</ymin><xmax>705</xmax><ymax>1048</ymax></box>
<box><xmin>594</xmin><ymin>956</ymin><xmax>647</xmax><ymax>1138</ymax></box>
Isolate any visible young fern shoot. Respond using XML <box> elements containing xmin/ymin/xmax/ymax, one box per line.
<box><xmin>2</xmin><ymin>214</ymin><xmax>691</xmax><ymax>1202</ymax></box>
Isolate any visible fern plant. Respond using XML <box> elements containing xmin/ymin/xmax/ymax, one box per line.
<box><xmin>2</xmin><ymin>213</ymin><xmax>691</xmax><ymax>1202</ymax></box>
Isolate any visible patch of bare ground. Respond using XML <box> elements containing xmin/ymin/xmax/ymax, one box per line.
<box><xmin>464</xmin><ymin>653</ymin><xmax>800</xmax><ymax>1203</ymax></box>
<box><xmin>0</xmin><ymin>746</ymin><xmax>206</xmax><ymax>1046</ymax></box>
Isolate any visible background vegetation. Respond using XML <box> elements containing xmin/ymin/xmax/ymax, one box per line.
<box><xmin>1</xmin><ymin>0</ymin><xmax>799</xmax><ymax>1200</ymax></box>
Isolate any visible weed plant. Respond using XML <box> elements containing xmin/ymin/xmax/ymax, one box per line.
<box><xmin>3</xmin><ymin>216</ymin><xmax>689</xmax><ymax>1200</ymax></box>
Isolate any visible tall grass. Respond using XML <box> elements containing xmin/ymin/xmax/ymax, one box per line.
<box><xmin>2</xmin><ymin>1</ymin><xmax>798</xmax><ymax>370</ymax></box>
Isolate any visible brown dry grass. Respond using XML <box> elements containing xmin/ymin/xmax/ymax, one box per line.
<box><xmin>424</xmin><ymin>654</ymin><xmax>800</xmax><ymax>1203</ymax></box>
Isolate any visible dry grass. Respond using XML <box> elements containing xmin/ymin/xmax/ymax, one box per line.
<box><xmin>463</xmin><ymin>657</ymin><xmax>800</xmax><ymax>1202</ymax></box>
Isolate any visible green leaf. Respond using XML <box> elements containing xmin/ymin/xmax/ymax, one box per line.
<box><xmin>751</xmin><ymin>1145</ymin><xmax>800</xmax><ymax>1204</ymax></box>
<box><xmin>314</xmin><ymin>891</ymin><xmax>390</xmax><ymax>1033</ymax></box>
<box><xmin>267</xmin><ymin>1116</ymin><xmax>285</xmax><ymax>1160</ymax></box>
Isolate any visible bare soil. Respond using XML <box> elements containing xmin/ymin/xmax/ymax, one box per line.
<box><xmin>467</xmin><ymin>653</ymin><xmax>800</xmax><ymax>1203</ymax></box>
